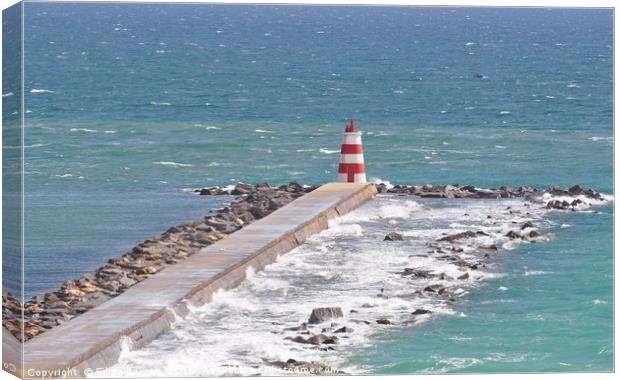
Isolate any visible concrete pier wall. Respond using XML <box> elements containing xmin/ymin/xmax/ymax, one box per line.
<box><xmin>19</xmin><ymin>182</ymin><xmax>377</xmax><ymax>378</ymax></box>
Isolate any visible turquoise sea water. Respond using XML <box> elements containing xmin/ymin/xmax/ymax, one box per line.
<box><xmin>2</xmin><ymin>3</ymin><xmax>613</xmax><ymax>374</ymax></box>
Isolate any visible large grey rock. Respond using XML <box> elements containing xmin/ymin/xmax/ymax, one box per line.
<box><xmin>306</xmin><ymin>334</ymin><xmax>330</xmax><ymax>345</ymax></box>
<box><xmin>191</xmin><ymin>231</ymin><xmax>214</xmax><ymax>244</ymax></box>
<box><xmin>308</xmin><ymin>307</ymin><xmax>343</xmax><ymax>324</ymax></box>
<box><xmin>78</xmin><ymin>291</ymin><xmax>111</xmax><ymax>309</ymax></box>
<box><xmin>231</xmin><ymin>183</ymin><xmax>254</xmax><ymax>195</ymax></box>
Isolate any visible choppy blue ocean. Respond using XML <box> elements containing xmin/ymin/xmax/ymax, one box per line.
<box><xmin>3</xmin><ymin>3</ymin><xmax>613</xmax><ymax>374</ymax></box>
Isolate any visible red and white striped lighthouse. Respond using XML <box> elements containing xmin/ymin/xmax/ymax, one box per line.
<box><xmin>338</xmin><ymin>119</ymin><xmax>367</xmax><ymax>183</ymax></box>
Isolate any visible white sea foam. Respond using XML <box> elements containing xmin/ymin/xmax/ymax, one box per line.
<box><xmin>537</xmin><ymin>192</ymin><xmax>613</xmax><ymax>210</ymax></box>
<box><xmin>319</xmin><ymin>148</ymin><xmax>339</xmax><ymax>154</ymax></box>
<box><xmin>3</xmin><ymin>143</ymin><xmax>48</xmax><ymax>149</ymax></box>
<box><xmin>589</xmin><ymin>136</ymin><xmax>613</xmax><ymax>142</ymax></box>
<box><xmin>150</xmin><ymin>101</ymin><xmax>171</xmax><ymax>106</ymax></box>
<box><xmin>205</xmin><ymin>125</ymin><xmax>222</xmax><ymax>130</ymax></box>
<box><xmin>152</xmin><ymin>161</ymin><xmax>193</xmax><ymax>168</ymax></box>
<box><xmin>30</xmin><ymin>88</ymin><xmax>54</xmax><ymax>93</ymax></box>
<box><xmin>70</xmin><ymin>128</ymin><xmax>97</xmax><ymax>133</ymax></box>
<box><xmin>2</xmin><ymin>92</ymin><xmax>14</xmax><ymax>98</ymax></box>
<box><xmin>524</xmin><ymin>270</ymin><xmax>549</xmax><ymax>276</ymax></box>
<box><xmin>254</xmin><ymin>129</ymin><xmax>273</xmax><ymax>133</ymax></box>
<box><xmin>103</xmin><ymin>130</ymin><xmax>117</xmax><ymax>134</ymax></box>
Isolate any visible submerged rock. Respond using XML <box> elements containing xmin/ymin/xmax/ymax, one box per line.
<box><xmin>411</xmin><ymin>309</ymin><xmax>433</xmax><ymax>315</ymax></box>
<box><xmin>334</xmin><ymin>326</ymin><xmax>354</xmax><ymax>334</ymax></box>
<box><xmin>438</xmin><ymin>230</ymin><xmax>487</xmax><ymax>242</ymax></box>
<box><xmin>521</xmin><ymin>221</ymin><xmax>535</xmax><ymax>230</ymax></box>
<box><xmin>384</xmin><ymin>232</ymin><xmax>404</xmax><ymax>241</ymax></box>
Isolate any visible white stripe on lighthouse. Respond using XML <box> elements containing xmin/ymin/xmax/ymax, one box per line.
<box><xmin>341</xmin><ymin>133</ymin><xmax>362</xmax><ymax>145</ymax></box>
<box><xmin>354</xmin><ymin>173</ymin><xmax>367</xmax><ymax>183</ymax></box>
<box><xmin>339</xmin><ymin>154</ymin><xmax>365</xmax><ymax>164</ymax></box>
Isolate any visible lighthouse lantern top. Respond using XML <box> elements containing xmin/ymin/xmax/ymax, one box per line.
<box><xmin>345</xmin><ymin>119</ymin><xmax>357</xmax><ymax>133</ymax></box>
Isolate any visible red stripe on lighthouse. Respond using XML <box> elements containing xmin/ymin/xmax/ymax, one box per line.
<box><xmin>338</xmin><ymin>163</ymin><xmax>366</xmax><ymax>174</ymax></box>
<box><xmin>340</xmin><ymin>144</ymin><xmax>364</xmax><ymax>154</ymax></box>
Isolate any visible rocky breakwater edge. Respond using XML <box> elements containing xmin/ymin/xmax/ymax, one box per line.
<box><xmin>2</xmin><ymin>181</ymin><xmax>316</xmax><ymax>341</ymax></box>
<box><xmin>258</xmin><ymin>184</ymin><xmax>611</xmax><ymax>374</ymax></box>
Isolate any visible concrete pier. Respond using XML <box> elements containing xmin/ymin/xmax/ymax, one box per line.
<box><xmin>15</xmin><ymin>182</ymin><xmax>377</xmax><ymax>378</ymax></box>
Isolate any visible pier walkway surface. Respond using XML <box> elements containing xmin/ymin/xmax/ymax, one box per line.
<box><xmin>4</xmin><ymin>182</ymin><xmax>377</xmax><ymax>378</ymax></box>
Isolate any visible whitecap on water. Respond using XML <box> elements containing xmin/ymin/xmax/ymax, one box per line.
<box><xmin>524</xmin><ymin>270</ymin><xmax>549</xmax><ymax>276</ymax></box>
<box><xmin>30</xmin><ymin>88</ymin><xmax>54</xmax><ymax>93</ymax></box>
<box><xmin>319</xmin><ymin>148</ymin><xmax>339</xmax><ymax>154</ymax></box>
<box><xmin>152</xmin><ymin>161</ymin><xmax>193</xmax><ymax>168</ymax></box>
<box><xmin>4</xmin><ymin>143</ymin><xmax>48</xmax><ymax>149</ymax></box>
<box><xmin>70</xmin><ymin>128</ymin><xmax>97</xmax><ymax>133</ymax></box>
<box><xmin>589</xmin><ymin>136</ymin><xmax>613</xmax><ymax>142</ymax></box>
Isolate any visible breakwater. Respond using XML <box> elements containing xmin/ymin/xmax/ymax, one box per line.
<box><xmin>7</xmin><ymin>182</ymin><xmax>377</xmax><ymax>378</ymax></box>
